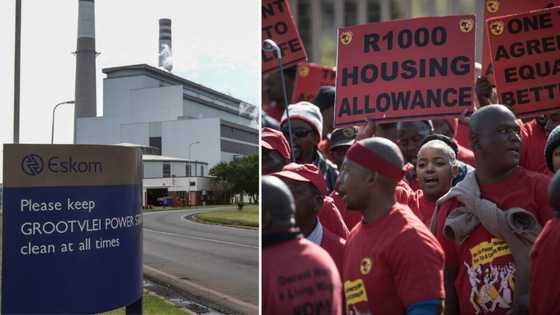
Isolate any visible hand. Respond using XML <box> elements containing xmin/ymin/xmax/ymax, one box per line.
<box><xmin>458</xmin><ymin>108</ymin><xmax>472</xmax><ymax>125</ymax></box>
<box><xmin>355</xmin><ymin>120</ymin><xmax>376</xmax><ymax>141</ymax></box>
<box><xmin>475</xmin><ymin>76</ymin><xmax>494</xmax><ymax>106</ymax></box>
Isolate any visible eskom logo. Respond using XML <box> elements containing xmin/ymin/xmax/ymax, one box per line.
<box><xmin>21</xmin><ymin>155</ymin><xmax>103</xmax><ymax>176</ymax></box>
<box><xmin>21</xmin><ymin>154</ymin><xmax>45</xmax><ymax>176</ymax></box>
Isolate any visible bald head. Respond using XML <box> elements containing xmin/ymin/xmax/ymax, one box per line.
<box><xmin>262</xmin><ymin>175</ymin><xmax>297</xmax><ymax>234</ymax></box>
<box><xmin>470</xmin><ymin>104</ymin><xmax>516</xmax><ymax>135</ymax></box>
<box><xmin>549</xmin><ymin>172</ymin><xmax>560</xmax><ymax>213</ymax></box>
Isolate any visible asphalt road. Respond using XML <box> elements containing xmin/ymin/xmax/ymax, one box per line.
<box><xmin>143</xmin><ymin>207</ymin><xmax>259</xmax><ymax>309</ymax></box>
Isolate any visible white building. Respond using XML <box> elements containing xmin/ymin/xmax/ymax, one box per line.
<box><xmin>76</xmin><ymin>64</ymin><xmax>258</xmax><ymax>206</ymax></box>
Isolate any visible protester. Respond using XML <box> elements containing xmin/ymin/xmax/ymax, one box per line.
<box><xmin>261</xmin><ymin>127</ymin><xmax>291</xmax><ymax>175</ymax></box>
<box><xmin>519</xmin><ymin>116</ymin><xmax>549</xmax><ymax>175</ymax></box>
<box><xmin>544</xmin><ymin>125</ymin><xmax>560</xmax><ymax>173</ymax></box>
<box><xmin>262</xmin><ymin>67</ymin><xmax>296</xmax><ymax>122</ymax></box>
<box><xmin>432</xmin><ymin>119</ymin><xmax>476</xmax><ymax>167</ymax></box>
<box><xmin>313</xmin><ymin>85</ymin><xmax>336</xmax><ymax>161</ymax></box>
<box><xmin>280</xmin><ymin>102</ymin><xmax>338</xmax><ymax>192</ymax></box>
<box><xmin>262</xmin><ymin>175</ymin><xmax>343</xmax><ymax>315</ymax></box>
<box><xmin>529</xmin><ymin>171</ymin><xmax>560</xmax><ymax>315</ymax></box>
<box><xmin>329</xmin><ymin>127</ymin><xmax>357</xmax><ymax>169</ymax></box>
<box><xmin>338</xmin><ymin>138</ymin><xmax>445</xmax><ymax>314</ymax></box>
<box><xmin>411</xmin><ymin>139</ymin><xmax>459</xmax><ymax>226</ymax></box>
<box><xmin>420</xmin><ymin>134</ymin><xmax>473</xmax><ymax>187</ymax></box>
<box><xmin>433</xmin><ymin>105</ymin><xmax>553</xmax><ymax>315</ymax></box>
<box><xmin>272</xmin><ymin>163</ymin><xmax>346</xmax><ymax>274</ymax></box>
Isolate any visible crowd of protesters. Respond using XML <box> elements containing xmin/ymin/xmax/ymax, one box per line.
<box><xmin>261</xmin><ymin>56</ymin><xmax>560</xmax><ymax>314</ymax></box>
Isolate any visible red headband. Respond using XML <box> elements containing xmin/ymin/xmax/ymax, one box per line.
<box><xmin>346</xmin><ymin>143</ymin><xmax>405</xmax><ymax>181</ymax></box>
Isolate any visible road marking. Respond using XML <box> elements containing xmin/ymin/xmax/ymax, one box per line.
<box><xmin>143</xmin><ymin>228</ymin><xmax>258</xmax><ymax>249</ymax></box>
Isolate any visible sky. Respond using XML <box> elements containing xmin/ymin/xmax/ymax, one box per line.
<box><xmin>0</xmin><ymin>0</ymin><xmax>260</xmax><ymax>181</ymax></box>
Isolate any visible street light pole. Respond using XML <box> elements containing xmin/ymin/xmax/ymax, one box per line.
<box><xmin>13</xmin><ymin>0</ymin><xmax>21</xmax><ymax>144</ymax></box>
<box><xmin>188</xmin><ymin>141</ymin><xmax>200</xmax><ymax>160</ymax></box>
<box><xmin>51</xmin><ymin>100</ymin><xmax>75</xmax><ymax>144</ymax></box>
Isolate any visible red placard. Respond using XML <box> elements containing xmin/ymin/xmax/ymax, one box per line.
<box><xmin>262</xmin><ymin>0</ymin><xmax>307</xmax><ymax>74</ymax></box>
<box><xmin>335</xmin><ymin>15</ymin><xmax>476</xmax><ymax>126</ymax></box>
<box><xmin>291</xmin><ymin>63</ymin><xmax>336</xmax><ymax>103</ymax></box>
<box><xmin>482</xmin><ymin>0</ymin><xmax>560</xmax><ymax>82</ymax></box>
<box><xmin>488</xmin><ymin>7</ymin><xmax>560</xmax><ymax>117</ymax></box>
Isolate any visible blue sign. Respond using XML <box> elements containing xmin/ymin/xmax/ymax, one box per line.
<box><xmin>2</xmin><ymin>145</ymin><xmax>143</xmax><ymax>314</ymax></box>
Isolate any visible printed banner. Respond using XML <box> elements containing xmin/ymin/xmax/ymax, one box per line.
<box><xmin>335</xmin><ymin>15</ymin><xmax>476</xmax><ymax>126</ymax></box>
<box><xmin>262</xmin><ymin>0</ymin><xmax>307</xmax><ymax>74</ymax></box>
<box><xmin>291</xmin><ymin>63</ymin><xmax>336</xmax><ymax>103</ymax></box>
<box><xmin>488</xmin><ymin>6</ymin><xmax>560</xmax><ymax>116</ymax></box>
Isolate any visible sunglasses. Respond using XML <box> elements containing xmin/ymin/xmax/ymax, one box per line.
<box><xmin>282</xmin><ymin>127</ymin><xmax>314</xmax><ymax>139</ymax></box>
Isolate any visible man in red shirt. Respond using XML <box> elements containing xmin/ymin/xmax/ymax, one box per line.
<box><xmin>262</xmin><ymin>127</ymin><xmax>291</xmax><ymax>174</ymax></box>
<box><xmin>530</xmin><ymin>170</ymin><xmax>560</xmax><ymax>315</ymax></box>
<box><xmin>262</xmin><ymin>175</ymin><xmax>343</xmax><ymax>315</ymax></box>
<box><xmin>434</xmin><ymin>105</ymin><xmax>553</xmax><ymax>315</ymax></box>
<box><xmin>272</xmin><ymin>163</ymin><xmax>346</xmax><ymax>274</ymax></box>
<box><xmin>337</xmin><ymin>137</ymin><xmax>445</xmax><ymax>315</ymax></box>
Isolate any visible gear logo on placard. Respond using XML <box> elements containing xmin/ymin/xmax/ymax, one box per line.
<box><xmin>487</xmin><ymin>0</ymin><xmax>500</xmax><ymax>13</ymax></box>
<box><xmin>459</xmin><ymin>18</ymin><xmax>474</xmax><ymax>33</ymax></box>
<box><xmin>360</xmin><ymin>257</ymin><xmax>372</xmax><ymax>275</ymax></box>
<box><xmin>21</xmin><ymin>154</ymin><xmax>44</xmax><ymax>176</ymax></box>
<box><xmin>298</xmin><ymin>65</ymin><xmax>310</xmax><ymax>78</ymax></box>
<box><xmin>340</xmin><ymin>31</ymin><xmax>353</xmax><ymax>45</ymax></box>
<box><xmin>489</xmin><ymin>20</ymin><xmax>505</xmax><ymax>36</ymax></box>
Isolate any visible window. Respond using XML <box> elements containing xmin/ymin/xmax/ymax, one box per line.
<box><xmin>149</xmin><ymin>137</ymin><xmax>162</xmax><ymax>155</ymax></box>
<box><xmin>200</xmin><ymin>165</ymin><xmax>204</xmax><ymax>177</ymax></box>
<box><xmin>163</xmin><ymin>163</ymin><xmax>171</xmax><ymax>178</ymax></box>
<box><xmin>186</xmin><ymin>164</ymin><xmax>191</xmax><ymax>177</ymax></box>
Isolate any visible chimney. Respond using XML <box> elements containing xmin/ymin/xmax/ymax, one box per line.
<box><xmin>75</xmin><ymin>0</ymin><xmax>97</xmax><ymax>118</ymax></box>
<box><xmin>159</xmin><ymin>18</ymin><xmax>173</xmax><ymax>71</ymax></box>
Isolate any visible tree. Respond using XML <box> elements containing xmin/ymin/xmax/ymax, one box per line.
<box><xmin>209</xmin><ymin>154</ymin><xmax>259</xmax><ymax>206</ymax></box>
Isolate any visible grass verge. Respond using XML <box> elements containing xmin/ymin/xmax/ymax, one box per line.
<box><xmin>193</xmin><ymin>206</ymin><xmax>258</xmax><ymax>227</ymax></box>
<box><xmin>102</xmin><ymin>290</ymin><xmax>192</xmax><ymax>315</ymax></box>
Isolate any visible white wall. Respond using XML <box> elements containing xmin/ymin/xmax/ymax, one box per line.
<box><xmin>183</xmin><ymin>98</ymin><xmax>250</xmax><ymax>126</ymax></box>
<box><xmin>127</xmin><ymin>85</ymin><xmax>183</xmax><ymax>124</ymax></box>
<box><xmin>76</xmin><ymin>117</ymin><xmax>120</xmax><ymax>144</ymax></box>
<box><xmin>161</xmin><ymin>118</ymin><xmax>222</xmax><ymax>168</ymax></box>
<box><xmin>103</xmin><ymin>76</ymin><xmax>160</xmax><ymax>118</ymax></box>
<box><xmin>120</xmin><ymin>123</ymin><xmax>149</xmax><ymax>146</ymax></box>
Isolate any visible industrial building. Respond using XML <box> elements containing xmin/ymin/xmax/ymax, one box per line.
<box><xmin>75</xmin><ymin>64</ymin><xmax>258</xmax><ymax>206</ymax></box>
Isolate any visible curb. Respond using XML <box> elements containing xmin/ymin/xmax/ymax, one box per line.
<box><xmin>144</xmin><ymin>265</ymin><xmax>258</xmax><ymax>315</ymax></box>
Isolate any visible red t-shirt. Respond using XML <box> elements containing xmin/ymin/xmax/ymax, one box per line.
<box><xmin>456</xmin><ymin>121</ymin><xmax>472</xmax><ymax>151</ymax></box>
<box><xmin>321</xmin><ymin>226</ymin><xmax>346</xmax><ymax>276</ymax></box>
<box><xmin>520</xmin><ymin>119</ymin><xmax>549</xmax><ymax>175</ymax></box>
<box><xmin>409</xmin><ymin>190</ymin><xmax>437</xmax><ymax>227</ymax></box>
<box><xmin>319</xmin><ymin>196</ymin><xmax>350</xmax><ymax>240</ymax></box>
<box><xmin>530</xmin><ymin>217</ymin><xmax>560</xmax><ymax>315</ymax></box>
<box><xmin>343</xmin><ymin>203</ymin><xmax>445</xmax><ymax>314</ymax></box>
<box><xmin>330</xmin><ymin>191</ymin><xmax>362</xmax><ymax>231</ymax></box>
<box><xmin>263</xmin><ymin>238</ymin><xmax>343</xmax><ymax>315</ymax></box>
<box><xmin>434</xmin><ymin>166</ymin><xmax>553</xmax><ymax>315</ymax></box>
<box><xmin>458</xmin><ymin>144</ymin><xmax>476</xmax><ymax>167</ymax></box>
<box><xmin>318</xmin><ymin>138</ymin><xmax>333</xmax><ymax>162</ymax></box>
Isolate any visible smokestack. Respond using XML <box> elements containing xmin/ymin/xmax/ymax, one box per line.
<box><xmin>75</xmin><ymin>0</ymin><xmax>97</xmax><ymax>118</ymax></box>
<box><xmin>159</xmin><ymin>18</ymin><xmax>173</xmax><ymax>72</ymax></box>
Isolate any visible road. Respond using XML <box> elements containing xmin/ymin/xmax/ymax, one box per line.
<box><xmin>143</xmin><ymin>207</ymin><xmax>259</xmax><ymax>311</ymax></box>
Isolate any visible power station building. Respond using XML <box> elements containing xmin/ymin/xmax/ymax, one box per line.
<box><xmin>76</xmin><ymin>64</ymin><xmax>258</xmax><ymax>205</ymax></box>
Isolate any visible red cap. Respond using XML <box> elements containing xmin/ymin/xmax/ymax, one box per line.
<box><xmin>272</xmin><ymin>163</ymin><xmax>328</xmax><ymax>197</ymax></box>
<box><xmin>262</xmin><ymin>127</ymin><xmax>291</xmax><ymax>161</ymax></box>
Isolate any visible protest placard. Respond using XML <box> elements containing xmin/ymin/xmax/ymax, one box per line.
<box><xmin>291</xmin><ymin>63</ymin><xmax>336</xmax><ymax>103</ymax></box>
<box><xmin>482</xmin><ymin>0</ymin><xmax>560</xmax><ymax>83</ymax></box>
<box><xmin>488</xmin><ymin>6</ymin><xmax>560</xmax><ymax>116</ymax></box>
<box><xmin>335</xmin><ymin>15</ymin><xmax>476</xmax><ymax>126</ymax></box>
<box><xmin>262</xmin><ymin>0</ymin><xmax>307</xmax><ymax>74</ymax></box>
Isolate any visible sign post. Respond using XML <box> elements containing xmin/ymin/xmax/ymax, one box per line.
<box><xmin>2</xmin><ymin>144</ymin><xmax>143</xmax><ymax>314</ymax></box>
<box><xmin>335</xmin><ymin>15</ymin><xmax>476</xmax><ymax>126</ymax></box>
<box><xmin>488</xmin><ymin>6</ymin><xmax>560</xmax><ymax>117</ymax></box>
